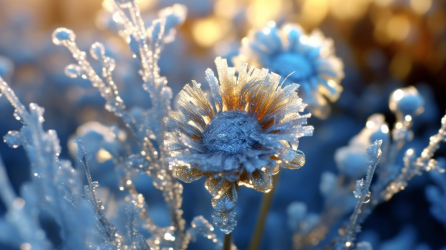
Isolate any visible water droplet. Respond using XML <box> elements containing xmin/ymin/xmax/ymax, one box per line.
<box><xmin>64</xmin><ymin>64</ymin><xmax>81</xmax><ymax>78</ymax></box>
<box><xmin>4</xmin><ymin>130</ymin><xmax>21</xmax><ymax>148</ymax></box>
<box><xmin>13</xmin><ymin>110</ymin><xmax>21</xmax><ymax>120</ymax></box>
<box><xmin>364</xmin><ymin>191</ymin><xmax>371</xmax><ymax>203</ymax></box>
<box><xmin>91</xmin><ymin>181</ymin><xmax>100</xmax><ymax>189</ymax></box>
<box><xmin>52</xmin><ymin>28</ymin><xmax>76</xmax><ymax>46</ymax></box>
<box><xmin>90</xmin><ymin>42</ymin><xmax>106</xmax><ymax>60</ymax></box>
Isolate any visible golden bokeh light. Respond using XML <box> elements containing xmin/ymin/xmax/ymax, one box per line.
<box><xmin>329</xmin><ymin>0</ymin><xmax>371</xmax><ymax>20</ymax></box>
<box><xmin>246</xmin><ymin>0</ymin><xmax>291</xmax><ymax>27</ymax></box>
<box><xmin>386</xmin><ymin>15</ymin><xmax>411</xmax><ymax>41</ymax></box>
<box><xmin>192</xmin><ymin>17</ymin><xmax>231</xmax><ymax>48</ymax></box>
<box><xmin>299</xmin><ymin>0</ymin><xmax>329</xmax><ymax>29</ymax></box>
<box><xmin>410</xmin><ymin>0</ymin><xmax>432</xmax><ymax>15</ymax></box>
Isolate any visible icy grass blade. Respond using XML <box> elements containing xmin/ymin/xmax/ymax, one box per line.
<box><xmin>126</xmin><ymin>201</ymin><xmax>150</xmax><ymax>250</ymax></box>
<box><xmin>75</xmin><ymin>139</ymin><xmax>123</xmax><ymax>248</ymax></box>
<box><xmin>335</xmin><ymin>140</ymin><xmax>382</xmax><ymax>249</ymax></box>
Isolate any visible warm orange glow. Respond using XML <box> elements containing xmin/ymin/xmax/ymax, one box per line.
<box><xmin>329</xmin><ymin>0</ymin><xmax>370</xmax><ymax>20</ymax></box>
<box><xmin>410</xmin><ymin>0</ymin><xmax>432</xmax><ymax>15</ymax></box>
<box><xmin>299</xmin><ymin>0</ymin><xmax>329</xmax><ymax>28</ymax></box>
<box><xmin>386</xmin><ymin>15</ymin><xmax>411</xmax><ymax>41</ymax></box>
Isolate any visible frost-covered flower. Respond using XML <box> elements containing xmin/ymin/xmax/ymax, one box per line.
<box><xmin>166</xmin><ymin>57</ymin><xmax>313</xmax><ymax>233</ymax></box>
<box><xmin>233</xmin><ymin>22</ymin><xmax>344</xmax><ymax>119</ymax></box>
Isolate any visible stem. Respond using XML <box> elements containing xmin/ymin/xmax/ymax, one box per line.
<box><xmin>248</xmin><ymin>173</ymin><xmax>280</xmax><ymax>250</ymax></box>
<box><xmin>223</xmin><ymin>232</ymin><xmax>232</xmax><ymax>250</ymax></box>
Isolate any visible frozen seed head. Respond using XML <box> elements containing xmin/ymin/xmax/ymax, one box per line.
<box><xmin>202</xmin><ymin>111</ymin><xmax>262</xmax><ymax>155</ymax></box>
<box><xmin>389</xmin><ymin>86</ymin><xmax>424</xmax><ymax>116</ymax></box>
<box><xmin>52</xmin><ymin>28</ymin><xmax>76</xmax><ymax>46</ymax></box>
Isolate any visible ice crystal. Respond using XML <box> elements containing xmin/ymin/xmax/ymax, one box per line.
<box><xmin>167</xmin><ymin>57</ymin><xmax>313</xmax><ymax>233</ymax></box>
<box><xmin>233</xmin><ymin>22</ymin><xmax>344</xmax><ymax>118</ymax></box>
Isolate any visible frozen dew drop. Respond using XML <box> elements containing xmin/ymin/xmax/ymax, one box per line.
<box><xmin>91</xmin><ymin>181</ymin><xmax>100</xmax><ymax>189</ymax></box>
<box><xmin>364</xmin><ymin>191</ymin><xmax>371</xmax><ymax>203</ymax></box>
<box><xmin>64</xmin><ymin>64</ymin><xmax>82</xmax><ymax>78</ymax></box>
<box><xmin>52</xmin><ymin>28</ymin><xmax>76</xmax><ymax>46</ymax></box>
<box><xmin>13</xmin><ymin>110</ymin><xmax>21</xmax><ymax>121</ymax></box>
<box><xmin>4</xmin><ymin>130</ymin><xmax>21</xmax><ymax>148</ymax></box>
<box><xmin>90</xmin><ymin>42</ymin><xmax>106</xmax><ymax>60</ymax></box>
<box><xmin>389</xmin><ymin>86</ymin><xmax>424</xmax><ymax>116</ymax></box>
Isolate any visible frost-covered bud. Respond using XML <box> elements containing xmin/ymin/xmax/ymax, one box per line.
<box><xmin>52</xmin><ymin>28</ymin><xmax>76</xmax><ymax>46</ymax></box>
<box><xmin>320</xmin><ymin>171</ymin><xmax>337</xmax><ymax>198</ymax></box>
<box><xmin>335</xmin><ymin>147</ymin><xmax>369</xmax><ymax>179</ymax></box>
<box><xmin>287</xmin><ymin>202</ymin><xmax>319</xmax><ymax>233</ymax></box>
<box><xmin>389</xmin><ymin>86</ymin><xmax>424</xmax><ymax>116</ymax></box>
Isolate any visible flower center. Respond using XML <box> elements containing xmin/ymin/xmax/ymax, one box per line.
<box><xmin>201</xmin><ymin>110</ymin><xmax>263</xmax><ymax>155</ymax></box>
<box><xmin>271</xmin><ymin>52</ymin><xmax>314</xmax><ymax>82</ymax></box>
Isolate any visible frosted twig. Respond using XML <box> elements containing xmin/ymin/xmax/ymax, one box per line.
<box><xmin>52</xmin><ymin>29</ymin><xmax>137</xmax><ymax>135</ymax></box>
<box><xmin>335</xmin><ymin>140</ymin><xmax>382</xmax><ymax>249</ymax></box>
<box><xmin>0</xmin><ymin>77</ymin><xmax>106</xmax><ymax>249</ymax></box>
<box><xmin>381</xmin><ymin>114</ymin><xmax>446</xmax><ymax>201</ymax></box>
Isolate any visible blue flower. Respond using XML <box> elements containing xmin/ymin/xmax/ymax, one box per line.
<box><xmin>166</xmin><ymin>57</ymin><xmax>313</xmax><ymax>233</ymax></box>
<box><xmin>234</xmin><ymin>22</ymin><xmax>344</xmax><ymax>118</ymax></box>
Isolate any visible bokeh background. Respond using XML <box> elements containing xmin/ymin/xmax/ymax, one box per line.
<box><xmin>0</xmin><ymin>0</ymin><xmax>446</xmax><ymax>249</ymax></box>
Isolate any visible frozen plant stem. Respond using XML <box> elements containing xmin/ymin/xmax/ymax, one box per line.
<box><xmin>223</xmin><ymin>232</ymin><xmax>232</xmax><ymax>250</ymax></box>
<box><xmin>248</xmin><ymin>173</ymin><xmax>280</xmax><ymax>250</ymax></box>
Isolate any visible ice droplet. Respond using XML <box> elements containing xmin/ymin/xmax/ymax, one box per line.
<box><xmin>64</xmin><ymin>64</ymin><xmax>82</xmax><ymax>78</ymax></box>
<box><xmin>4</xmin><ymin>130</ymin><xmax>21</xmax><ymax>148</ymax></box>
<box><xmin>13</xmin><ymin>110</ymin><xmax>20</xmax><ymax>121</ymax></box>
<box><xmin>363</xmin><ymin>191</ymin><xmax>371</xmax><ymax>203</ymax></box>
<box><xmin>90</xmin><ymin>42</ymin><xmax>106</xmax><ymax>60</ymax></box>
<box><xmin>52</xmin><ymin>28</ymin><xmax>76</xmax><ymax>46</ymax></box>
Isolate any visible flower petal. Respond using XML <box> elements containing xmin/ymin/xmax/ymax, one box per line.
<box><xmin>282</xmin><ymin>149</ymin><xmax>306</xmax><ymax>169</ymax></box>
<box><xmin>176</xmin><ymin>166</ymin><xmax>203</xmax><ymax>183</ymax></box>
<box><xmin>211</xmin><ymin>183</ymin><xmax>237</xmax><ymax>212</ymax></box>
<box><xmin>205</xmin><ymin>176</ymin><xmax>233</xmax><ymax>196</ymax></box>
<box><xmin>250</xmin><ymin>169</ymin><xmax>273</xmax><ymax>193</ymax></box>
